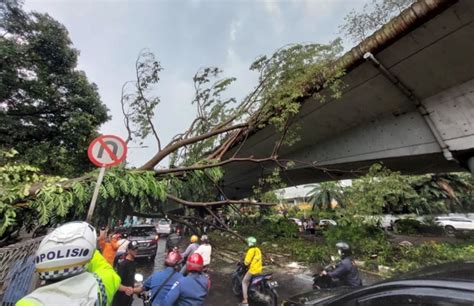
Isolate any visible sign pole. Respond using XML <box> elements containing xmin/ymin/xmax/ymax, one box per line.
<box><xmin>86</xmin><ymin>134</ymin><xmax>127</xmax><ymax>223</ymax></box>
<box><xmin>86</xmin><ymin>166</ymin><xmax>106</xmax><ymax>223</ymax></box>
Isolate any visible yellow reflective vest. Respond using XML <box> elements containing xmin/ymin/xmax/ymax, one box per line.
<box><xmin>16</xmin><ymin>251</ymin><xmax>120</xmax><ymax>306</ymax></box>
<box><xmin>244</xmin><ymin>246</ymin><xmax>263</xmax><ymax>275</ymax></box>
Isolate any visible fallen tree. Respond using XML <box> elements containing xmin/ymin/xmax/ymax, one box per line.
<box><xmin>1</xmin><ymin>2</ymin><xmax>348</xmax><ymax>240</ymax></box>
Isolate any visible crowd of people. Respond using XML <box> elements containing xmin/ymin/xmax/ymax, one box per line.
<box><xmin>301</xmin><ymin>216</ymin><xmax>316</xmax><ymax>234</ymax></box>
<box><xmin>15</xmin><ymin>221</ymin><xmax>215</xmax><ymax>306</ymax></box>
<box><xmin>98</xmin><ymin>225</ymin><xmax>215</xmax><ymax>306</ymax></box>
<box><xmin>16</xmin><ymin>218</ymin><xmax>361</xmax><ymax>306</ymax></box>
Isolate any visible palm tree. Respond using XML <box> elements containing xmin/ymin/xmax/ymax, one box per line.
<box><xmin>409</xmin><ymin>173</ymin><xmax>473</xmax><ymax>214</ymax></box>
<box><xmin>306</xmin><ymin>182</ymin><xmax>345</xmax><ymax>211</ymax></box>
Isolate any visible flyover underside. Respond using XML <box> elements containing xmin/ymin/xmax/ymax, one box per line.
<box><xmin>222</xmin><ymin>0</ymin><xmax>474</xmax><ymax>199</ymax></box>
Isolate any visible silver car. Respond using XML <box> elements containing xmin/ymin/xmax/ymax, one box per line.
<box><xmin>156</xmin><ymin>218</ymin><xmax>172</xmax><ymax>235</ymax></box>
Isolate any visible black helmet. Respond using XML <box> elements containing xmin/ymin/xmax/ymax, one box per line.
<box><xmin>336</xmin><ymin>241</ymin><xmax>352</xmax><ymax>257</ymax></box>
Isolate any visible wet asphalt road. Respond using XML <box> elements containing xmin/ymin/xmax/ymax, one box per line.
<box><xmin>131</xmin><ymin>238</ymin><xmax>382</xmax><ymax>306</ymax></box>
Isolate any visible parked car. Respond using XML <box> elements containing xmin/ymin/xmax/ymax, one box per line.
<box><xmin>156</xmin><ymin>218</ymin><xmax>172</xmax><ymax>235</ymax></box>
<box><xmin>289</xmin><ymin>218</ymin><xmax>303</xmax><ymax>227</ymax></box>
<box><xmin>282</xmin><ymin>261</ymin><xmax>474</xmax><ymax>305</ymax></box>
<box><xmin>318</xmin><ymin>219</ymin><xmax>337</xmax><ymax>229</ymax></box>
<box><xmin>117</xmin><ymin>225</ymin><xmax>158</xmax><ymax>260</ymax></box>
<box><xmin>435</xmin><ymin>216</ymin><xmax>474</xmax><ymax>235</ymax></box>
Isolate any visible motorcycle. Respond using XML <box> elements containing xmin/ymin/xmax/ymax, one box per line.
<box><xmin>312</xmin><ymin>263</ymin><xmax>338</xmax><ymax>289</ymax></box>
<box><xmin>312</xmin><ymin>256</ymin><xmax>345</xmax><ymax>289</ymax></box>
<box><xmin>135</xmin><ymin>273</ymin><xmax>152</xmax><ymax>306</ymax></box>
<box><xmin>231</xmin><ymin>262</ymin><xmax>278</xmax><ymax>306</ymax></box>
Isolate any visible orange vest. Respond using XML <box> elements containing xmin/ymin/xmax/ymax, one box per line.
<box><xmin>99</xmin><ymin>237</ymin><xmax>119</xmax><ymax>266</ymax></box>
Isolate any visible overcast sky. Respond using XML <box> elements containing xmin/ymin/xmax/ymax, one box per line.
<box><xmin>24</xmin><ymin>0</ymin><xmax>366</xmax><ymax>169</ymax></box>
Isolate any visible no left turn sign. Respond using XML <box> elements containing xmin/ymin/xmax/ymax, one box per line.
<box><xmin>87</xmin><ymin>135</ymin><xmax>127</xmax><ymax>167</ymax></box>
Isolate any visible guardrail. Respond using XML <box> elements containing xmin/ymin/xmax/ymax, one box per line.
<box><xmin>0</xmin><ymin>237</ymin><xmax>42</xmax><ymax>300</ymax></box>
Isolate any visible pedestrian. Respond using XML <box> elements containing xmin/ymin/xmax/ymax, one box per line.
<box><xmin>114</xmin><ymin>232</ymin><xmax>130</xmax><ymax>269</ymax></box>
<box><xmin>308</xmin><ymin>217</ymin><xmax>315</xmax><ymax>235</ymax></box>
<box><xmin>162</xmin><ymin>253</ymin><xmax>210</xmax><ymax>306</ymax></box>
<box><xmin>194</xmin><ymin>235</ymin><xmax>212</xmax><ymax>271</ymax></box>
<box><xmin>16</xmin><ymin>221</ymin><xmax>121</xmax><ymax>306</ymax></box>
<box><xmin>124</xmin><ymin>216</ymin><xmax>131</xmax><ymax>227</ymax></box>
<box><xmin>112</xmin><ymin>241</ymin><xmax>140</xmax><ymax>306</ymax></box>
<box><xmin>136</xmin><ymin>250</ymin><xmax>183</xmax><ymax>305</ymax></box>
<box><xmin>166</xmin><ymin>228</ymin><xmax>181</xmax><ymax>253</ymax></box>
<box><xmin>99</xmin><ymin>228</ymin><xmax>120</xmax><ymax>267</ymax></box>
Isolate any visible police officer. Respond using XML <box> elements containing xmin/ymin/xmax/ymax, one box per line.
<box><xmin>16</xmin><ymin>221</ymin><xmax>121</xmax><ymax>306</ymax></box>
<box><xmin>321</xmin><ymin>242</ymin><xmax>362</xmax><ymax>287</ymax></box>
<box><xmin>162</xmin><ymin>253</ymin><xmax>210</xmax><ymax>306</ymax></box>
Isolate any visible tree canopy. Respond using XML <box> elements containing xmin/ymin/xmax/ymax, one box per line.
<box><xmin>0</xmin><ymin>2</ymin><xmax>109</xmax><ymax>177</ymax></box>
<box><xmin>339</xmin><ymin>0</ymin><xmax>415</xmax><ymax>43</ymax></box>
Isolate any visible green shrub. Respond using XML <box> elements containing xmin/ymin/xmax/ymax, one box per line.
<box><xmin>267</xmin><ymin>237</ymin><xmax>333</xmax><ymax>264</ymax></box>
<box><xmin>235</xmin><ymin>217</ymin><xmax>298</xmax><ymax>241</ymax></box>
<box><xmin>392</xmin><ymin>242</ymin><xmax>474</xmax><ymax>272</ymax></box>
<box><xmin>395</xmin><ymin>219</ymin><xmax>444</xmax><ymax>235</ymax></box>
<box><xmin>324</xmin><ymin>223</ymin><xmax>389</xmax><ymax>257</ymax></box>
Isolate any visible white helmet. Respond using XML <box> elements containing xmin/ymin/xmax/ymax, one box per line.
<box><xmin>35</xmin><ymin>221</ymin><xmax>97</xmax><ymax>280</ymax></box>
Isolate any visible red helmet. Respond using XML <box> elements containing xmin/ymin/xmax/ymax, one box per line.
<box><xmin>186</xmin><ymin>253</ymin><xmax>204</xmax><ymax>272</ymax></box>
<box><xmin>165</xmin><ymin>251</ymin><xmax>182</xmax><ymax>267</ymax></box>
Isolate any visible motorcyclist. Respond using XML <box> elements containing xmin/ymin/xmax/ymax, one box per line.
<box><xmin>166</xmin><ymin>228</ymin><xmax>181</xmax><ymax>253</ymax></box>
<box><xmin>194</xmin><ymin>235</ymin><xmax>212</xmax><ymax>271</ymax></box>
<box><xmin>180</xmin><ymin>235</ymin><xmax>199</xmax><ymax>260</ymax></box>
<box><xmin>162</xmin><ymin>253</ymin><xmax>210</xmax><ymax>306</ymax></box>
<box><xmin>241</xmin><ymin>236</ymin><xmax>262</xmax><ymax>306</ymax></box>
<box><xmin>16</xmin><ymin>221</ymin><xmax>121</xmax><ymax>306</ymax></box>
<box><xmin>320</xmin><ymin>242</ymin><xmax>362</xmax><ymax>287</ymax></box>
<box><xmin>136</xmin><ymin>250</ymin><xmax>184</xmax><ymax>305</ymax></box>
<box><xmin>179</xmin><ymin>235</ymin><xmax>199</xmax><ymax>273</ymax></box>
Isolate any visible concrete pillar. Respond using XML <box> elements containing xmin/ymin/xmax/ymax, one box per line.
<box><xmin>468</xmin><ymin>157</ymin><xmax>474</xmax><ymax>174</ymax></box>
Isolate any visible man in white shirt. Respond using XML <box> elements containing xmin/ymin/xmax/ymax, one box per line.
<box><xmin>114</xmin><ymin>233</ymin><xmax>130</xmax><ymax>268</ymax></box>
<box><xmin>194</xmin><ymin>235</ymin><xmax>212</xmax><ymax>271</ymax></box>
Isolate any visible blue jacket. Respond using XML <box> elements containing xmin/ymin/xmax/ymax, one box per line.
<box><xmin>144</xmin><ymin>267</ymin><xmax>183</xmax><ymax>306</ymax></box>
<box><xmin>162</xmin><ymin>273</ymin><xmax>209</xmax><ymax>306</ymax></box>
<box><xmin>328</xmin><ymin>257</ymin><xmax>362</xmax><ymax>287</ymax></box>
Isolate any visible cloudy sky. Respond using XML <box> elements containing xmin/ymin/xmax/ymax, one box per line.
<box><xmin>25</xmin><ymin>0</ymin><xmax>366</xmax><ymax>168</ymax></box>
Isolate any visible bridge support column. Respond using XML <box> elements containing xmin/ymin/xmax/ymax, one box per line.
<box><xmin>468</xmin><ymin>157</ymin><xmax>474</xmax><ymax>174</ymax></box>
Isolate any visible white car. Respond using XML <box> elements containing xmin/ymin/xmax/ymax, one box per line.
<box><xmin>319</xmin><ymin>219</ymin><xmax>337</xmax><ymax>227</ymax></box>
<box><xmin>156</xmin><ymin>218</ymin><xmax>172</xmax><ymax>234</ymax></box>
<box><xmin>289</xmin><ymin>218</ymin><xmax>303</xmax><ymax>227</ymax></box>
<box><xmin>435</xmin><ymin>217</ymin><xmax>474</xmax><ymax>234</ymax></box>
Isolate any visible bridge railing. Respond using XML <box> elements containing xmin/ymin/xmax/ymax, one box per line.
<box><xmin>0</xmin><ymin>237</ymin><xmax>42</xmax><ymax>304</ymax></box>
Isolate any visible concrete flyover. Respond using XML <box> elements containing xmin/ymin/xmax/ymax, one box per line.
<box><xmin>222</xmin><ymin>0</ymin><xmax>474</xmax><ymax>199</ymax></box>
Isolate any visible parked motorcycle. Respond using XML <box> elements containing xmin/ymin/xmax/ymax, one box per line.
<box><xmin>231</xmin><ymin>262</ymin><xmax>278</xmax><ymax>306</ymax></box>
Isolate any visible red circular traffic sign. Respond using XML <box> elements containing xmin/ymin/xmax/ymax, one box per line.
<box><xmin>87</xmin><ymin>135</ymin><xmax>127</xmax><ymax>167</ymax></box>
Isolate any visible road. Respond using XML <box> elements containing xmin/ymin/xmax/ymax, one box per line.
<box><xmin>131</xmin><ymin>238</ymin><xmax>382</xmax><ymax>305</ymax></box>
